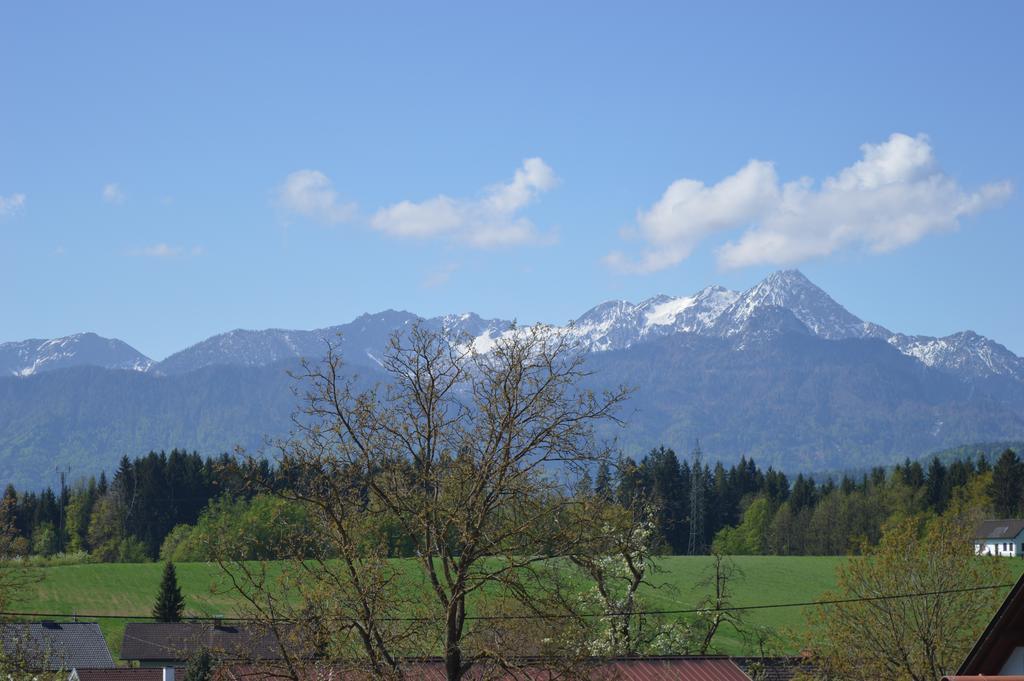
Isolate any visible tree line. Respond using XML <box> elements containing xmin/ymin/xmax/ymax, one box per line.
<box><xmin>3</xmin><ymin>444</ymin><xmax>1019</xmax><ymax>562</ymax></box>
<box><xmin>1</xmin><ymin>450</ymin><xmax>279</xmax><ymax>561</ymax></box>
<box><xmin>613</xmin><ymin>445</ymin><xmax>1021</xmax><ymax>556</ymax></box>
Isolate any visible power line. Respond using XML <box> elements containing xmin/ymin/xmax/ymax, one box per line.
<box><xmin>0</xmin><ymin>582</ymin><xmax>1014</xmax><ymax>623</ymax></box>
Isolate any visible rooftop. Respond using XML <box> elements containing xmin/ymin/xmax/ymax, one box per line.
<box><xmin>0</xmin><ymin>622</ymin><xmax>115</xmax><ymax>671</ymax></box>
<box><xmin>975</xmin><ymin>519</ymin><xmax>1024</xmax><ymax>540</ymax></box>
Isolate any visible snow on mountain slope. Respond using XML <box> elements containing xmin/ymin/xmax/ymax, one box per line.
<box><xmin>712</xmin><ymin>270</ymin><xmax>889</xmax><ymax>340</ymax></box>
<box><xmin>156</xmin><ymin>310</ymin><xmax>518</xmax><ymax>375</ymax></box>
<box><xmin>888</xmin><ymin>331</ymin><xmax>1024</xmax><ymax>379</ymax></box>
<box><xmin>0</xmin><ymin>333</ymin><xmax>153</xmax><ymax>376</ymax></box>
<box><xmin>5</xmin><ymin>270</ymin><xmax>1020</xmax><ymax>384</ymax></box>
<box><xmin>564</xmin><ymin>285</ymin><xmax>740</xmax><ymax>352</ymax></box>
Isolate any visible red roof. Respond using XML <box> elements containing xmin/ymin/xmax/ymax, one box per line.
<box><xmin>218</xmin><ymin>657</ymin><xmax>751</xmax><ymax>680</ymax></box>
<box><xmin>73</xmin><ymin>669</ymin><xmax>184</xmax><ymax>681</ymax></box>
<box><xmin>944</xmin><ymin>677</ymin><xmax>1024</xmax><ymax>680</ymax></box>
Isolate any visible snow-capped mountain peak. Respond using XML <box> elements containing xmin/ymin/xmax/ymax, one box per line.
<box><xmin>4</xmin><ymin>270</ymin><xmax>1020</xmax><ymax>385</ymax></box>
<box><xmin>0</xmin><ymin>332</ymin><xmax>153</xmax><ymax>376</ymax></box>
<box><xmin>715</xmin><ymin>269</ymin><xmax>878</xmax><ymax>340</ymax></box>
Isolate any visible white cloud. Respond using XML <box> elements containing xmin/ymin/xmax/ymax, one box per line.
<box><xmin>0</xmin><ymin>193</ymin><xmax>26</xmax><ymax>217</ymax></box>
<box><xmin>607</xmin><ymin>133</ymin><xmax>1012</xmax><ymax>273</ymax></box>
<box><xmin>370</xmin><ymin>158</ymin><xmax>558</xmax><ymax>248</ymax></box>
<box><xmin>423</xmin><ymin>263</ymin><xmax>459</xmax><ymax>288</ymax></box>
<box><xmin>102</xmin><ymin>183</ymin><xmax>125</xmax><ymax>204</ymax></box>
<box><xmin>277</xmin><ymin>170</ymin><xmax>357</xmax><ymax>224</ymax></box>
<box><xmin>127</xmin><ymin>243</ymin><xmax>204</xmax><ymax>258</ymax></box>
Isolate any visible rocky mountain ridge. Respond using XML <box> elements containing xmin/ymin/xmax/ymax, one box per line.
<box><xmin>4</xmin><ymin>271</ymin><xmax>1022</xmax><ymax>385</ymax></box>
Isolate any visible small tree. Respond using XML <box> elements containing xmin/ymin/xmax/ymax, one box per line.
<box><xmin>806</xmin><ymin>514</ymin><xmax>1011</xmax><ymax>681</ymax></box>
<box><xmin>153</xmin><ymin>560</ymin><xmax>185</xmax><ymax>622</ymax></box>
<box><xmin>184</xmin><ymin>649</ymin><xmax>215</xmax><ymax>681</ymax></box>
<box><xmin>693</xmin><ymin>553</ymin><xmax>745</xmax><ymax>654</ymax></box>
<box><xmin>568</xmin><ymin>500</ymin><xmax>684</xmax><ymax>656</ymax></box>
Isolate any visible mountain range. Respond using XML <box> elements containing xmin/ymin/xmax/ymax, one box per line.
<box><xmin>3</xmin><ymin>270</ymin><xmax>1023</xmax><ymax>488</ymax></box>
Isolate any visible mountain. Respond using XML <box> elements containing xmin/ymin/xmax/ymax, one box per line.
<box><xmin>887</xmin><ymin>331</ymin><xmax>1024</xmax><ymax>380</ymax></box>
<box><xmin>2</xmin><ymin>270</ymin><xmax>1022</xmax><ymax>488</ymax></box>
<box><xmin>0</xmin><ymin>333</ymin><xmax>153</xmax><ymax>376</ymax></box>
<box><xmin>710</xmin><ymin>270</ymin><xmax>889</xmax><ymax>340</ymax></box>
<box><xmin>563</xmin><ymin>285</ymin><xmax>739</xmax><ymax>352</ymax></box>
<box><xmin>583</xmin><ymin>316</ymin><xmax>1024</xmax><ymax>471</ymax></box>
<box><xmin>156</xmin><ymin>310</ymin><xmax>513</xmax><ymax>374</ymax></box>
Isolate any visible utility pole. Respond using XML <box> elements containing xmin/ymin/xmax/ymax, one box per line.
<box><xmin>687</xmin><ymin>440</ymin><xmax>705</xmax><ymax>556</ymax></box>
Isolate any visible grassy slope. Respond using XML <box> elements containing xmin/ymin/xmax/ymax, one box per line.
<box><xmin>14</xmin><ymin>557</ymin><xmax>1024</xmax><ymax>660</ymax></box>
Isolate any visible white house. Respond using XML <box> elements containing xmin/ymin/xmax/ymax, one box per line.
<box><xmin>974</xmin><ymin>519</ymin><xmax>1024</xmax><ymax>557</ymax></box>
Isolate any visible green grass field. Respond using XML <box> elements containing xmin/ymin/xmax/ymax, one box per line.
<box><xmin>12</xmin><ymin>557</ymin><xmax>1024</xmax><ymax>661</ymax></box>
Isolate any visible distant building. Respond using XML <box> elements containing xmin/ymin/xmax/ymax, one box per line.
<box><xmin>0</xmin><ymin>622</ymin><xmax>114</xmax><ymax>671</ymax></box>
<box><xmin>974</xmin><ymin>520</ymin><xmax>1024</xmax><ymax>557</ymax></box>
<box><xmin>69</xmin><ymin>668</ymin><xmax>181</xmax><ymax>681</ymax></box>
<box><xmin>119</xmin><ymin>622</ymin><xmax>311</xmax><ymax>668</ymax></box>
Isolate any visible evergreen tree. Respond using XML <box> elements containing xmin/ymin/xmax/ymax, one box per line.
<box><xmin>152</xmin><ymin>560</ymin><xmax>185</xmax><ymax>622</ymax></box>
<box><xmin>594</xmin><ymin>461</ymin><xmax>613</xmax><ymax>501</ymax></box>
<box><xmin>925</xmin><ymin>457</ymin><xmax>948</xmax><ymax>512</ymax></box>
<box><xmin>989</xmin><ymin>449</ymin><xmax>1024</xmax><ymax>517</ymax></box>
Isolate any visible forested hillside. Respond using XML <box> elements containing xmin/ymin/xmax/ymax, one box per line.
<box><xmin>4</xmin><ymin>445</ymin><xmax>1019</xmax><ymax>562</ymax></box>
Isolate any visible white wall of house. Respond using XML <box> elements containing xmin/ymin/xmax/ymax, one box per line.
<box><xmin>975</xmin><ymin>537</ymin><xmax>1024</xmax><ymax>556</ymax></box>
<box><xmin>1001</xmin><ymin>646</ymin><xmax>1024</xmax><ymax>674</ymax></box>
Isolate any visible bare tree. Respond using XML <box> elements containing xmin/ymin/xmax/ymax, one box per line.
<box><xmin>693</xmin><ymin>553</ymin><xmax>745</xmax><ymax>654</ymax></box>
<box><xmin>217</xmin><ymin>323</ymin><xmax>630</xmax><ymax>680</ymax></box>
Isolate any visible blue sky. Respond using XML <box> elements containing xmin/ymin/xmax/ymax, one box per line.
<box><xmin>1</xmin><ymin>2</ymin><xmax>1021</xmax><ymax>360</ymax></box>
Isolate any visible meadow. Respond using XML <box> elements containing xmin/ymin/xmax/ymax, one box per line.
<box><xmin>13</xmin><ymin>556</ymin><xmax>1024</xmax><ymax>660</ymax></box>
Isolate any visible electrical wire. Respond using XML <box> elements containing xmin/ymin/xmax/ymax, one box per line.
<box><xmin>0</xmin><ymin>582</ymin><xmax>1014</xmax><ymax>623</ymax></box>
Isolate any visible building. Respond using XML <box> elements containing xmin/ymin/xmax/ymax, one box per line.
<box><xmin>121</xmin><ymin>622</ymin><xmax>812</xmax><ymax>679</ymax></box>
<box><xmin>70</xmin><ymin>668</ymin><xmax>182</xmax><ymax>681</ymax></box>
<box><xmin>214</xmin><ymin>657</ymin><xmax>756</xmax><ymax>681</ymax></box>
<box><xmin>974</xmin><ymin>520</ymin><xmax>1024</xmax><ymax>557</ymax></box>
<box><xmin>120</xmin><ymin>622</ymin><xmax>311</xmax><ymax>668</ymax></box>
<box><xmin>0</xmin><ymin>622</ymin><xmax>115</xmax><ymax>671</ymax></box>
<box><xmin>945</xmin><ymin>572</ymin><xmax>1024</xmax><ymax>678</ymax></box>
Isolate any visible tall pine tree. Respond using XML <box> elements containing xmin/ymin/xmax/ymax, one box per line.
<box><xmin>989</xmin><ymin>449</ymin><xmax>1024</xmax><ymax>518</ymax></box>
<box><xmin>153</xmin><ymin>560</ymin><xmax>185</xmax><ymax>622</ymax></box>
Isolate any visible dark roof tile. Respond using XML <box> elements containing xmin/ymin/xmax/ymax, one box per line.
<box><xmin>975</xmin><ymin>519</ymin><xmax>1024</xmax><ymax>539</ymax></box>
<box><xmin>0</xmin><ymin>623</ymin><xmax>115</xmax><ymax>670</ymax></box>
<box><xmin>120</xmin><ymin>623</ymin><xmax>310</xmax><ymax>662</ymax></box>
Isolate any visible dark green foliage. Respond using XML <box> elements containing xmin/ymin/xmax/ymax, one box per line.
<box><xmin>989</xmin><ymin>449</ymin><xmax>1024</xmax><ymax>517</ymax></box>
<box><xmin>152</xmin><ymin>560</ymin><xmax>185</xmax><ymax>622</ymax></box>
<box><xmin>184</xmin><ymin>649</ymin><xmax>215</xmax><ymax>681</ymax></box>
<box><xmin>1</xmin><ymin>441</ymin><xmax>1019</xmax><ymax>561</ymax></box>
